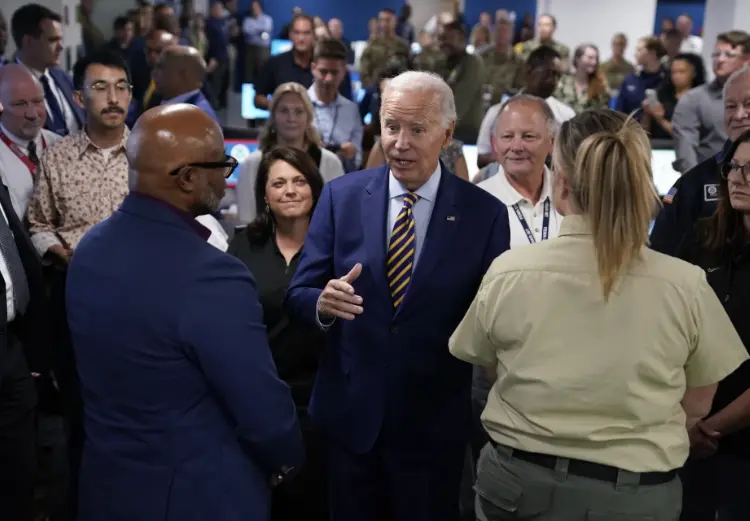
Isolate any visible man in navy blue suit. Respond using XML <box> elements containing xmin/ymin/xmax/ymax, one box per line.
<box><xmin>286</xmin><ymin>71</ymin><xmax>511</xmax><ymax>521</ymax></box>
<box><xmin>11</xmin><ymin>4</ymin><xmax>84</xmax><ymax>136</ymax></box>
<box><xmin>66</xmin><ymin>104</ymin><xmax>304</xmax><ymax>521</ymax></box>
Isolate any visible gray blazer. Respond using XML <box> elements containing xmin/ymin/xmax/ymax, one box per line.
<box><xmin>235</xmin><ymin>148</ymin><xmax>345</xmax><ymax>223</ymax></box>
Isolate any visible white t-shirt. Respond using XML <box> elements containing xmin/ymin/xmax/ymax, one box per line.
<box><xmin>476</xmin><ymin>97</ymin><xmax>576</xmax><ymax>156</ymax></box>
<box><xmin>477</xmin><ymin>165</ymin><xmax>563</xmax><ymax>247</ymax></box>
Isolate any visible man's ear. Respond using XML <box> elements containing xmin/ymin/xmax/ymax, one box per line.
<box><xmin>73</xmin><ymin>90</ymin><xmax>85</xmax><ymax>109</ymax></box>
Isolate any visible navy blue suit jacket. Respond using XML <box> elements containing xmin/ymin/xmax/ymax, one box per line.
<box><xmin>285</xmin><ymin>165</ymin><xmax>510</xmax><ymax>455</ymax></box>
<box><xmin>66</xmin><ymin>194</ymin><xmax>304</xmax><ymax>521</ymax></box>
<box><xmin>46</xmin><ymin>68</ymin><xmax>85</xmax><ymax>135</ymax></box>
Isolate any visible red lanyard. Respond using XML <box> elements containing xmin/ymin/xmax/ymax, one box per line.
<box><xmin>0</xmin><ymin>128</ymin><xmax>46</xmax><ymax>177</ymax></box>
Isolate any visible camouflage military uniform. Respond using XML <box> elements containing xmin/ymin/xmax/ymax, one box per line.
<box><xmin>601</xmin><ymin>58</ymin><xmax>636</xmax><ymax>93</ymax></box>
<box><xmin>513</xmin><ymin>39</ymin><xmax>570</xmax><ymax>64</ymax></box>
<box><xmin>413</xmin><ymin>45</ymin><xmax>447</xmax><ymax>77</ymax></box>
<box><xmin>478</xmin><ymin>47</ymin><xmax>527</xmax><ymax>105</ymax></box>
<box><xmin>553</xmin><ymin>73</ymin><xmax>611</xmax><ymax>113</ymax></box>
<box><xmin>359</xmin><ymin>36</ymin><xmax>411</xmax><ymax>87</ymax></box>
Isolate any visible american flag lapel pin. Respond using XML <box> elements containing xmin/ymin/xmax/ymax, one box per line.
<box><xmin>447</xmin><ymin>216</ymin><xmax>456</xmax><ymax>221</ymax></box>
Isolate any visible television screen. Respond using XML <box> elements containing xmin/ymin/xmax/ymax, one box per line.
<box><xmin>225</xmin><ymin>139</ymin><xmax>259</xmax><ymax>187</ymax></box>
<box><xmin>241</xmin><ymin>83</ymin><xmax>270</xmax><ymax>120</ymax></box>
<box><xmin>271</xmin><ymin>39</ymin><xmax>293</xmax><ymax>55</ymax></box>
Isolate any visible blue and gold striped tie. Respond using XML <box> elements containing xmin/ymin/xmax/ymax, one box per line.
<box><xmin>387</xmin><ymin>192</ymin><xmax>419</xmax><ymax>308</ymax></box>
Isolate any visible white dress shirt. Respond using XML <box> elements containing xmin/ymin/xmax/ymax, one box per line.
<box><xmin>0</xmin><ymin>201</ymin><xmax>18</xmax><ymax>322</ymax></box>
<box><xmin>680</xmin><ymin>35</ymin><xmax>703</xmax><ymax>55</ymax></box>
<box><xmin>0</xmin><ymin>123</ymin><xmax>60</xmax><ymax>217</ymax></box>
<box><xmin>17</xmin><ymin>58</ymin><xmax>80</xmax><ymax>134</ymax></box>
<box><xmin>478</xmin><ymin>165</ymin><xmax>562</xmax><ymax>247</ymax></box>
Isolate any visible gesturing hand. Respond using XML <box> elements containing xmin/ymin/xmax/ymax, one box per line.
<box><xmin>318</xmin><ymin>263</ymin><xmax>364</xmax><ymax>321</ymax></box>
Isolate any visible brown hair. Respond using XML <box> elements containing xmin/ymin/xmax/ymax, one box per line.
<box><xmin>313</xmin><ymin>38</ymin><xmax>348</xmax><ymax>62</ymax></box>
<box><xmin>717</xmin><ymin>30</ymin><xmax>750</xmax><ymax>55</ymax></box>
<box><xmin>245</xmin><ymin>146</ymin><xmax>325</xmax><ymax>243</ymax></box>
<box><xmin>554</xmin><ymin>110</ymin><xmax>659</xmax><ymax>299</ymax></box>
<box><xmin>701</xmin><ymin>129</ymin><xmax>750</xmax><ymax>253</ymax></box>
<box><xmin>573</xmin><ymin>44</ymin><xmax>608</xmax><ymax>100</ymax></box>
<box><xmin>259</xmin><ymin>82</ymin><xmax>321</xmax><ymax>151</ymax></box>
<box><xmin>640</xmin><ymin>36</ymin><xmax>667</xmax><ymax>59</ymax></box>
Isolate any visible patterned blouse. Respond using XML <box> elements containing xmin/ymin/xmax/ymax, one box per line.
<box><xmin>27</xmin><ymin>128</ymin><xmax>130</xmax><ymax>254</ymax></box>
<box><xmin>553</xmin><ymin>73</ymin><xmax>611</xmax><ymax>114</ymax></box>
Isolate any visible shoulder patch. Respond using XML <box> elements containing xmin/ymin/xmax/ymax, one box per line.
<box><xmin>704</xmin><ymin>184</ymin><xmax>718</xmax><ymax>202</ymax></box>
<box><xmin>663</xmin><ymin>186</ymin><xmax>677</xmax><ymax>204</ymax></box>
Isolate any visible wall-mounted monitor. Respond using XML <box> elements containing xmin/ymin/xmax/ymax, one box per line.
<box><xmin>271</xmin><ymin>39</ymin><xmax>293</xmax><ymax>56</ymax></box>
<box><xmin>241</xmin><ymin>84</ymin><xmax>270</xmax><ymax>120</ymax></box>
<box><xmin>225</xmin><ymin>139</ymin><xmax>259</xmax><ymax>187</ymax></box>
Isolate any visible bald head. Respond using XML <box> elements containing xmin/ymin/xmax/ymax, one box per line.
<box><xmin>153</xmin><ymin>45</ymin><xmax>206</xmax><ymax>99</ymax></box>
<box><xmin>0</xmin><ymin>64</ymin><xmax>46</xmax><ymax>140</ymax></box>
<box><xmin>146</xmin><ymin>29</ymin><xmax>178</xmax><ymax>68</ymax></box>
<box><xmin>128</xmin><ymin>104</ymin><xmax>226</xmax><ymax>215</ymax></box>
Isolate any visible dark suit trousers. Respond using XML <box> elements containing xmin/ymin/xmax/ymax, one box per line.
<box><xmin>327</xmin><ymin>433</ymin><xmax>465</xmax><ymax>521</ymax></box>
<box><xmin>49</xmin><ymin>268</ymin><xmax>83</xmax><ymax>521</ymax></box>
<box><xmin>0</xmin><ymin>333</ymin><xmax>37</xmax><ymax>521</ymax></box>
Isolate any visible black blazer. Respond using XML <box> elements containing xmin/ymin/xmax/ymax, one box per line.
<box><xmin>0</xmin><ymin>182</ymin><xmax>50</xmax><ymax>374</ymax></box>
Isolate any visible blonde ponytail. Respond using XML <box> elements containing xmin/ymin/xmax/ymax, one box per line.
<box><xmin>556</xmin><ymin>110</ymin><xmax>659</xmax><ymax>299</ymax></box>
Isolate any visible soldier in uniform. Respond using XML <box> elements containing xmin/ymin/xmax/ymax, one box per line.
<box><xmin>359</xmin><ymin>7</ymin><xmax>410</xmax><ymax>88</ymax></box>
<box><xmin>601</xmin><ymin>33</ymin><xmax>636</xmax><ymax>95</ymax></box>
<box><xmin>479</xmin><ymin>18</ymin><xmax>526</xmax><ymax>107</ymax></box>
<box><xmin>514</xmin><ymin>14</ymin><xmax>570</xmax><ymax>69</ymax></box>
<box><xmin>413</xmin><ymin>30</ymin><xmax>447</xmax><ymax>77</ymax></box>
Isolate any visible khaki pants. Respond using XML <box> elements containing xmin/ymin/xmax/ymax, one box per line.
<box><xmin>476</xmin><ymin>443</ymin><xmax>682</xmax><ymax>521</ymax></box>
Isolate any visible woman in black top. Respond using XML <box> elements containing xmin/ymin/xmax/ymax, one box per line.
<box><xmin>677</xmin><ymin>130</ymin><xmax>750</xmax><ymax>521</ymax></box>
<box><xmin>228</xmin><ymin>146</ymin><xmax>327</xmax><ymax>521</ymax></box>
<box><xmin>641</xmin><ymin>52</ymin><xmax>705</xmax><ymax>140</ymax></box>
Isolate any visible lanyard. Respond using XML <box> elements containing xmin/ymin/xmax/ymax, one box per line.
<box><xmin>313</xmin><ymin>102</ymin><xmax>339</xmax><ymax>145</ymax></box>
<box><xmin>512</xmin><ymin>198</ymin><xmax>550</xmax><ymax>244</ymax></box>
<box><xmin>0</xmin><ymin>128</ymin><xmax>46</xmax><ymax>177</ymax></box>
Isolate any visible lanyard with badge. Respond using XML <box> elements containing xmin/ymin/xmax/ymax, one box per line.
<box><xmin>512</xmin><ymin>198</ymin><xmax>550</xmax><ymax>243</ymax></box>
<box><xmin>0</xmin><ymin>128</ymin><xmax>46</xmax><ymax>177</ymax></box>
<box><xmin>314</xmin><ymin>103</ymin><xmax>339</xmax><ymax>145</ymax></box>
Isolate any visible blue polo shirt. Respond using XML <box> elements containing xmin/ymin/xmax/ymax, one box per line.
<box><xmin>615</xmin><ymin>68</ymin><xmax>668</xmax><ymax>118</ymax></box>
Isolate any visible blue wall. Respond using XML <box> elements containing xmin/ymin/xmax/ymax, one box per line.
<box><xmin>653</xmin><ymin>0</ymin><xmax>706</xmax><ymax>35</ymax></box>
<box><xmin>241</xmin><ymin>0</ymin><xmax>403</xmax><ymax>42</ymax></box>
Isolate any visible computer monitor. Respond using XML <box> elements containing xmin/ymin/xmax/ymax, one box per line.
<box><xmin>651</xmin><ymin>148</ymin><xmax>681</xmax><ymax>196</ymax></box>
<box><xmin>241</xmin><ymin>84</ymin><xmax>270</xmax><ymax>120</ymax></box>
<box><xmin>225</xmin><ymin>139</ymin><xmax>259</xmax><ymax>187</ymax></box>
<box><xmin>271</xmin><ymin>39</ymin><xmax>293</xmax><ymax>55</ymax></box>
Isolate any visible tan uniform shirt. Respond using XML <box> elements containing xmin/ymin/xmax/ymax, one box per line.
<box><xmin>450</xmin><ymin>215</ymin><xmax>748</xmax><ymax>472</ymax></box>
<box><xmin>27</xmin><ymin>128</ymin><xmax>130</xmax><ymax>254</ymax></box>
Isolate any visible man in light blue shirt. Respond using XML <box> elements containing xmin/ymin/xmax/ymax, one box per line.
<box><xmin>242</xmin><ymin>1</ymin><xmax>272</xmax><ymax>83</ymax></box>
<box><xmin>307</xmin><ymin>40</ymin><xmax>363</xmax><ymax>172</ymax></box>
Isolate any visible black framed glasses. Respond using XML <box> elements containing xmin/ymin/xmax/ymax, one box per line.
<box><xmin>169</xmin><ymin>154</ymin><xmax>239</xmax><ymax>178</ymax></box>
<box><xmin>720</xmin><ymin>161</ymin><xmax>750</xmax><ymax>182</ymax></box>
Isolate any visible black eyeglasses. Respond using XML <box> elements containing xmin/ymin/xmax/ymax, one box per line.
<box><xmin>720</xmin><ymin>161</ymin><xmax>750</xmax><ymax>182</ymax></box>
<box><xmin>169</xmin><ymin>154</ymin><xmax>239</xmax><ymax>178</ymax></box>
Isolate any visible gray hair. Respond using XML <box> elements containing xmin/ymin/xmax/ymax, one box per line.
<box><xmin>381</xmin><ymin>71</ymin><xmax>457</xmax><ymax>129</ymax></box>
<box><xmin>491</xmin><ymin>94</ymin><xmax>559</xmax><ymax>137</ymax></box>
<box><xmin>724</xmin><ymin>65</ymin><xmax>750</xmax><ymax>99</ymax></box>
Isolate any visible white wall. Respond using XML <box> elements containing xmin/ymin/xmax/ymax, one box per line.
<box><xmin>536</xmin><ymin>0</ymin><xmax>657</xmax><ymax>64</ymax></box>
<box><xmin>4</xmin><ymin>0</ymin><xmax>82</xmax><ymax>71</ymax></box>
<box><xmin>410</xmin><ymin>0</ymin><xmax>464</xmax><ymax>35</ymax></box>
<box><xmin>701</xmin><ymin>0</ymin><xmax>750</xmax><ymax>81</ymax></box>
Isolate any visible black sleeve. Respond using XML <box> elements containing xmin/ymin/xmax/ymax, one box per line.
<box><xmin>650</xmin><ymin>175</ymin><xmax>700</xmax><ymax>257</ymax></box>
<box><xmin>254</xmin><ymin>57</ymin><xmax>276</xmax><ymax>96</ymax></box>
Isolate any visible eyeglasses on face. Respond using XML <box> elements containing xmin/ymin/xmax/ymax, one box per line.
<box><xmin>84</xmin><ymin>80</ymin><xmax>133</xmax><ymax>97</ymax></box>
<box><xmin>168</xmin><ymin>154</ymin><xmax>239</xmax><ymax>178</ymax></box>
<box><xmin>720</xmin><ymin>161</ymin><xmax>750</xmax><ymax>181</ymax></box>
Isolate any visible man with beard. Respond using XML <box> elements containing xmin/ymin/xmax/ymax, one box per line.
<box><xmin>65</xmin><ymin>103</ymin><xmax>304</xmax><ymax>521</ymax></box>
<box><xmin>26</xmin><ymin>48</ymin><xmax>132</xmax><ymax>518</ymax></box>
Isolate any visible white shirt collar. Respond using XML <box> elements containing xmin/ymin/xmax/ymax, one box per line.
<box><xmin>307</xmin><ymin>84</ymin><xmax>341</xmax><ymax>107</ymax></box>
<box><xmin>479</xmin><ymin>164</ymin><xmax>553</xmax><ymax>206</ymax></box>
<box><xmin>388</xmin><ymin>162</ymin><xmax>442</xmax><ymax>203</ymax></box>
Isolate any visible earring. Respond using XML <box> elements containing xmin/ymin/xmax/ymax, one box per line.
<box><xmin>265</xmin><ymin>202</ymin><xmax>270</xmax><ymax>213</ymax></box>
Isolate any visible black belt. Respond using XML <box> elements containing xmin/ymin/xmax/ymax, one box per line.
<box><xmin>490</xmin><ymin>440</ymin><xmax>677</xmax><ymax>486</ymax></box>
